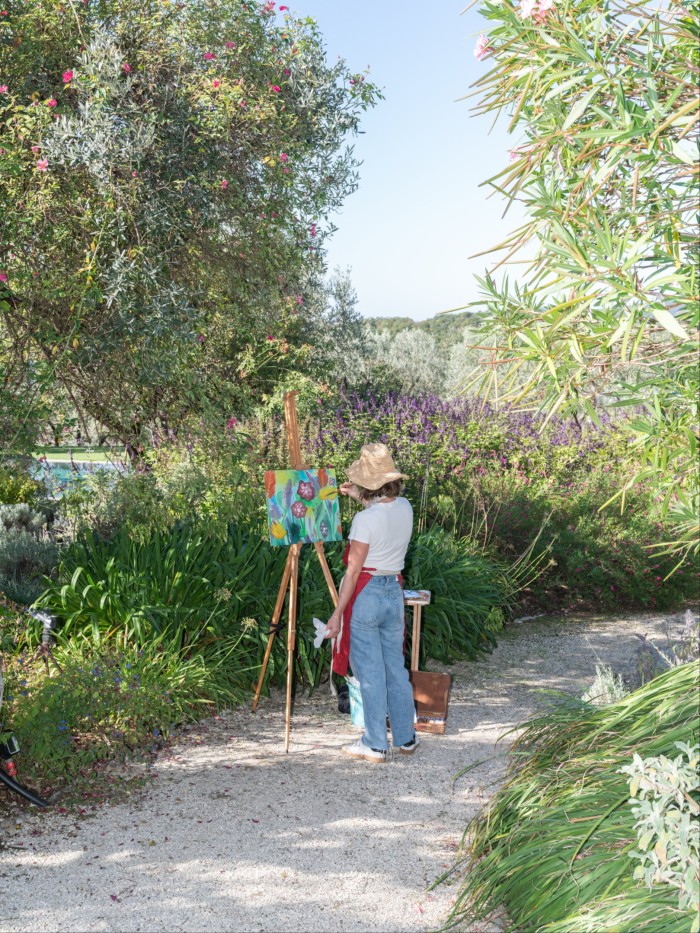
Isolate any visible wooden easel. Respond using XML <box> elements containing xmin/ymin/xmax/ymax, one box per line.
<box><xmin>251</xmin><ymin>392</ymin><xmax>339</xmax><ymax>751</ymax></box>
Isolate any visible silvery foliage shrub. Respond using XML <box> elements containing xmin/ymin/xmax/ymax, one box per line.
<box><xmin>341</xmin><ymin>326</ymin><xmax>447</xmax><ymax>396</ymax></box>
<box><xmin>0</xmin><ymin>504</ymin><xmax>47</xmax><ymax>536</ymax></box>
<box><xmin>581</xmin><ymin>663</ymin><xmax>627</xmax><ymax>706</ymax></box>
<box><xmin>620</xmin><ymin>742</ymin><xmax>700</xmax><ymax>917</ymax></box>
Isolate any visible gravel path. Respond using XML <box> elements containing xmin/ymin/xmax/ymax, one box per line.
<box><xmin>0</xmin><ymin>610</ymin><xmax>690</xmax><ymax>933</ymax></box>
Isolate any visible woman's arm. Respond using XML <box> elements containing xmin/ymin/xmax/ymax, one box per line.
<box><xmin>324</xmin><ymin>539</ymin><xmax>369</xmax><ymax>638</ymax></box>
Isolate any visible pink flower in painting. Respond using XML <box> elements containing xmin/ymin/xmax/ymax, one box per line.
<box><xmin>212</xmin><ymin>79</ymin><xmax>221</xmax><ymax>88</ymax></box>
<box><xmin>36</xmin><ymin>159</ymin><xmax>49</xmax><ymax>171</ymax></box>
<box><xmin>221</xmin><ymin>179</ymin><xmax>229</xmax><ymax>190</ymax></box>
<box><xmin>0</xmin><ymin>272</ymin><xmax>7</xmax><ymax>283</ymax></box>
<box><xmin>270</xmin><ymin>84</ymin><xmax>281</xmax><ymax>93</ymax></box>
<box><xmin>47</xmin><ymin>98</ymin><xmax>57</xmax><ymax>107</ymax></box>
<box><xmin>280</xmin><ymin>152</ymin><xmax>288</xmax><ymax>162</ymax></box>
<box><xmin>204</xmin><ymin>52</ymin><xmax>216</xmax><ymax>61</ymax></box>
<box><xmin>474</xmin><ymin>34</ymin><xmax>493</xmax><ymax>60</ymax></box>
<box><xmin>291</xmin><ymin>501</ymin><xmax>307</xmax><ymax>519</ymax></box>
<box><xmin>62</xmin><ymin>70</ymin><xmax>74</xmax><ymax>83</ymax></box>
<box><xmin>0</xmin><ymin>85</ymin><xmax>8</xmax><ymax>94</ymax></box>
<box><xmin>297</xmin><ymin>480</ymin><xmax>315</xmax><ymax>502</ymax></box>
<box><xmin>122</xmin><ymin>63</ymin><xmax>132</xmax><ymax>74</ymax></box>
<box><xmin>225</xmin><ymin>41</ymin><xmax>236</xmax><ymax>49</ymax></box>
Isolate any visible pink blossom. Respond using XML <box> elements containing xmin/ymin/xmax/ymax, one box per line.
<box><xmin>282</xmin><ymin>167</ymin><xmax>289</xmax><ymax>173</ymax></box>
<box><xmin>0</xmin><ymin>10</ymin><xmax>7</xmax><ymax>14</ymax></box>
<box><xmin>220</xmin><ymin>179</ymin><xmax>229</xmax><ymax>190</ymax></box>
<box><xmin>280</xmin><ymin>5</ymin><xmax>289</xmax><ymax>9</ymax></box>
<box><xmin>240</xmin><ymin>99</ymin><xmax>247</xmax><ymax>107</ymax></box>
<box><xmin>132</xmin><ymin>170</ymin><xmax>138</xmax><ymax>177</ymax></box>
<box><xmin>225</xmin><ymin>41</ymin><xmax>236</xmax><ymax>49</ymax></box>
<box><xmin>0</xmin><ymin>272</ymin><xmax>7</xmax><ymax>283</ymax></box>
<box><xmin>266</xmin><ymin>335</ymin><xmax>275</xmax><ymax>341</ymax></box>
<box><xmin>36</xmin><ymin>159</ymin><xmax>49</xmax><ymax>171</ymax></box>
<box><xmin>474</xmin><ymin>34</ymin><xmax>493</xmax><ymax>60</ymax></box>
<box><xmin>280</xmin><ymin>152</ymin><xmax>288</xmax><ymax>162</ymax></box>
<box><xmin>198</xmin><ymin>334</ymin><xmax>205</xmax><ymax>343</ymax></box>
<box><xmin>47</xmin><ymin>98</ymin><xmax>57</xmax><ymax>107</ymax></box>
<box><xmin>0</xmin><ymin>85</ymin><xmax>8</xmax><ymax>94</ymax></box>
<box><xmin>310</xmin><ymin>223</ymin><xmax>317</xmax><ymax>237</ymax></box>
<box><xmin>31</xmin><ymin>145</ymin><xmax>40</xmax><ymax>153</ymax></box>
<box><xmin>272</xmin><ymin>211</ymin><xmax>278</xmax><ymax>218</ymax></box>
<box><xmin>534</xmin><ymin>0</ymin><xmax>555</xmax><ymax>19</ymax></box>
<box><xmin>122</xmin><ymin>63</ymin><xmax>131</xmax><ymax>74</ymax></box>
<box><xmin>212</xmin><ymin>79</ymin><xmax>221</xmax><ymax>88</ymax></box>
<box><xmin>204</xmin><ymin>52</ymin><xmax>216</xmax><ymax>61</ymax></box>
<box><xmin>283</xmin><ymin>68</ymin><xmax>291</xmax><ymax>76</ymax></box>
<box><xmin>263</xmin><ymin>1</ymin><xmax>275</xmax><ymax>12</ymax></box>
<box><xmin>270</xmin><ymin>85</ymin><xmax>281</xmax><ymax>93</ymax></box>
<box><xmin>295</xmin><ymin>294</ymin><xmax>303</xmax><ymax>305</ymax></box>
<box><xmin>62</xmin><ymin>70</ymin><xmax>74</xmax><ymax>83</ymax></box>
<box><xmin>227</xmin><ymin>417</ymin><xmax>238</xmax><ymax>429</ymax></box>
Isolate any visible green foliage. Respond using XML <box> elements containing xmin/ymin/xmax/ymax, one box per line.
<box><xmin>366</xmin><ymin>311</ymin><xmax>482</xmax><ymax>351</ymax></box>
<box><xmin>581</xmin><ymin>663</ymin><xmax>627</xmax><ymax>707</ymax></box>
<box><xmin>621</xmin><ymin>743</ymin><xmax>700</xmax><ymax>919</ymax></box>
<box><xmin>0</xmin><ymin>502</ymin><xmax>57</xmax><ymax>605</ymax></box>
<box><xmin>0</xmin><ymin>635</ymin><xmax>249</xmax><ymax>790</ymax></box>
<box><xmin>0</xmin><ymin>462</ymin><xmax>46</xmax><ymax>506</ymax></box>
<box><xmin>441</xmin><ymin>661</ymin><xmax>700</xmax><ymax>932</ymax></box>
<box><xmin>467</xmin><ymin>0</ymin><xmax>699</xmax><ymax>560</ymax></box>
<box><xmin>0</xmin><ymin>1</ymin><xmax>379</xmax><ymax>452</ymax></box>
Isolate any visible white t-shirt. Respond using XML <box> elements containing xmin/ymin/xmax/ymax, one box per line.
<box><xmin>348</xmin><ymin>497</ymin><xmax>413</xmax><ymax>574</ymax></box>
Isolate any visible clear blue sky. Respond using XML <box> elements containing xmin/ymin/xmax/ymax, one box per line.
<box><xmin>287</xmin><ymin>0</ymin><xmax>524</xmax><ymax>320</ymax></box>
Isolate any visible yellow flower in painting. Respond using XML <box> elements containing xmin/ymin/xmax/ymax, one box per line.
<box><xmin>318</xmin><ymin>486</ymin><xmax>337</xmax><ymax>500</ymax></box>
<box><xmin>271</xmin><ymin>521</ymin><xmax>287</xmax><ymax>539</ymax></box>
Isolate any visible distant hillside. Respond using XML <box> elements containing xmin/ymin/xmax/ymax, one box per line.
<box><xmin>365</xmin><ymin>310</ymin><xmax>481</xmax><ymax>350</ymax></box>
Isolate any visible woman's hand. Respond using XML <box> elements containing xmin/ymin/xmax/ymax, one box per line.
<box><xmin>340</xmin><ymin>482</ymin><xmax>361</xmax><ymax>501</ymax></box>
<box><xmin>325</xmin><ymin>609</ymin><xmax>342</xmax><ymax>639</ymax></box>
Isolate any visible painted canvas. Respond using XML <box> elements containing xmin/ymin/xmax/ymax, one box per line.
<box><xmin>264</xmin><ymin>467</ymin><xmax>343</xmax><ymax>546</ymax></box>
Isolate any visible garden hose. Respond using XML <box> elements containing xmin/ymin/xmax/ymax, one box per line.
<box><xmin>0</xmin><ymin>768</ymin><xmax>49</xmax><ymax>808</ymax></box>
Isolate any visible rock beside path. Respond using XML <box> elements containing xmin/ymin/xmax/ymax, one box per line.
<box><xmin>0</xmin><ymin>611</ymin><xmax>691</xmax><ymax>933</ymax></box>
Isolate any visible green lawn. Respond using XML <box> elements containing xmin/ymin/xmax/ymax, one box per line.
<box><xmin>33</xmin><ymin>446</ymin><xmax>123</xmax><ymax>463</ymax></box>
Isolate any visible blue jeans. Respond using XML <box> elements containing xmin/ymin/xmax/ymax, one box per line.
<box><xmin>349</xmin><ymin>575</ymin><xmax>416</xmax><ymax>751</ymax></box>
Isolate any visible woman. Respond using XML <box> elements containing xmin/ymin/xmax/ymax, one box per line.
<box><xmin>325</xmin><ymin>443</ymin><xmax>419</xmax><ymax>763</ymax></box>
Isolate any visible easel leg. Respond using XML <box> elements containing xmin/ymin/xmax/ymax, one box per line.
<box><xmin>313</xmin><ymin>541</ymin><xmax>339</xmax><ymax>606</ymax></box>
<box><xmin>284</xmin><ymin>544</ymin><xmax>301</xmax><ymax>752</ymax></box>
<box><xmin>252</xmin><ymin>547</ymin><xmax>295</xmax><ymax>712</ymax></box>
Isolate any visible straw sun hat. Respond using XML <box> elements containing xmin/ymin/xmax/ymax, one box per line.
<box><xmin>346</xmin><ymin>443</ymin><xmax>408</xmax><ymax>491</ymax></box>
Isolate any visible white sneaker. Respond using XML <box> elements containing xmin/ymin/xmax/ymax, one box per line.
<box><xmin>341</xmin><ymin>738</ymin><xmax>387</xmax><ymax>763</ymax></box>
<box><xmin>397</xmin><ymin>735</ymin><xmax>421</xmax><ymax>755</ymax></box>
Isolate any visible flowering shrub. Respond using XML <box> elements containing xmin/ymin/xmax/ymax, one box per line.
<box><xmin>244</xmin><ymin>391</ymin><xmax>697</xmax><ymax>610</ymax></box>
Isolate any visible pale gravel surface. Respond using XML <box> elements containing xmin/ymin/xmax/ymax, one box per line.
<box><xmin>0</xmin><ymin>610</ymin><xmax>690</xmax><ymax>933</ymax></box>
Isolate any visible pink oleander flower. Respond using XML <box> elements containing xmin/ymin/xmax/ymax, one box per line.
<box><xmin>226</xmin><ymin>417</ymin><xmax>238</xmax><ymax>429</ymax></box>
<box><xmin>474</xmin><ymin>34</ymin><xmax>493</xmax><ymax>60</ymax></box>
<box><xmin>0</xmin><ymin>85</ymin><xmax>8</xmax><ymax>94</ymax></box>
<box><xmin>0</xmin><ymin>10</ymin><xmax>7</xmax><ymax>15</ymax></box>
<box><xmin>36</xmin><ymin>159</ymin><xmax>49</xmax><ymax>171</ymax></box>
<box><xmin>212</xmin><ymin>79</ymin><xmax>221</xmax><ymax>88</ymax></box>
<box><xmin>132</xmin><ymin>170</ymin><xmax>138</xmax><ymax>177</ymax></box>
<box><xmin>220</xmin><ymin>179</ymin><xmax>229</xmax><ymax>189</ymax></box>
<box><xmin>280</xmin><ymin>5</ymin><xmax>289</xmax><ymax>9</ymax></box>
<box><xmin>198</xmin><ymin>334</ymin><xmax>205</xmax><ymax>343</ymax></box>
<box><xmin>280</xmin><ymin>152</ymin><xmax>288</xmax><ymax>162</ymax></box>
<box><xmin>283</xmin><ymin>68</ymin><xmax>291</xmax><ymax>76</ymax></box>
<box><xmin>263</xmin><ymin>1</ymin><xmax>275</xmax><ymax>12</ymax></box>
<box><xmin>270</xmin><ymin>84</ymin><xmax>281</xmax><ymax>93</ymax></box>
<box><xmin>225</xmin><ymin>41</ymin><xmax>236</xmax><ymax>49</ymax></box>
<box><xmin>310</xmin><ymin>223</ymin><xmax>317</xmax><ymax>237</ymax></box>
<box><xmin>266</xmin><ymin>335</ymin><xmax>275</xmax><ymax>341</ymax></box>
<box><xmin>47</xmin><ymin>98</ymin><xmax>57</xmax><ymax>107</ymax></box>
<box><xmin>534</xmin><ymin>0</ymin><xmax>555</xmax><ymax>19</ymax></box>
<box><xmin>31</xmin><ymin>145</ymin><xmax>40</xmax><ymax>153</ymax></box>
<box><xmin>520</xmin><ymin>0</ymin><xmax>538</xmax><ymax>16</ymax></box>
<box><xmin>204</xmin><ymin>52</ymin><xmax>216</xmax><ymax>61</ymax></box>
<box><xmin>62</xmin><ymin>70</ymin><xmax>74</xmax><ymax>83</ymax></box>
<box><xmin>122</xmin><ymin>63</ymin><xmax>131</xmax><ymax>74</ymax></box>
<box><xmin>0</xmin><ymin>272</ymin><xmax>7</xmax><ymax>283</ymax></box>
<box><xmin>240</xmin><ymin>99</ymin><xmax>247</xmax><ymax>107</ymax></box>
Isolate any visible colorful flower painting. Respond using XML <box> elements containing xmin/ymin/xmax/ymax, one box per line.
<box><xmin>264</xmin><ymin>468</ymin><xmax>342</xmax><ymax>546</ymax></box>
